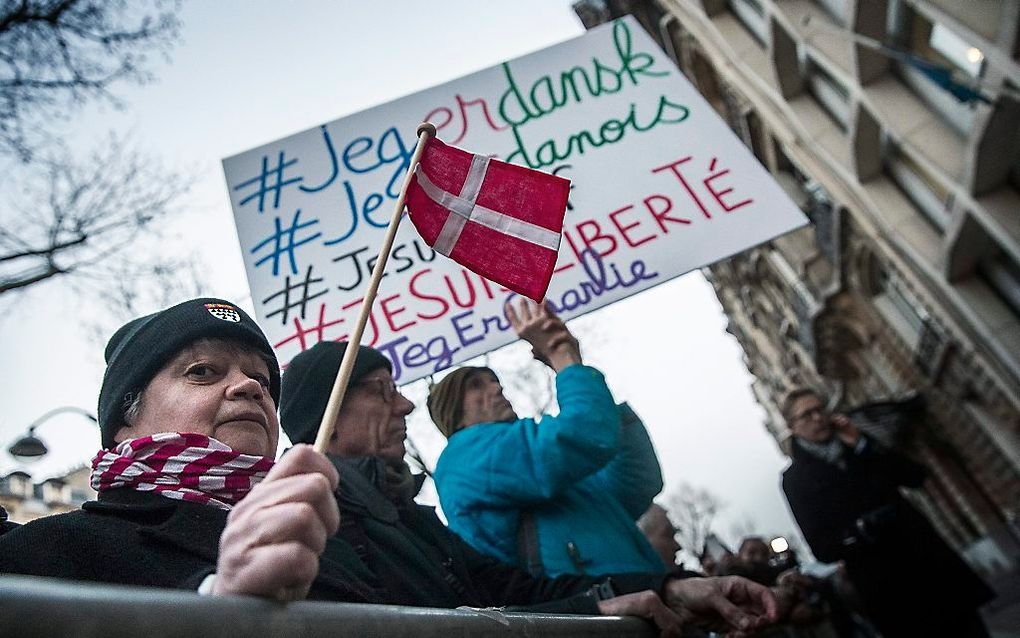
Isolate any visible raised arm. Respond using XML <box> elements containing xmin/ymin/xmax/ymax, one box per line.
<box><xmin>436</xmin><ymin>300</ymin><xmax>621</xmax><ymax>505</ymax></box>
<box><xmin>437</xmin><ymin>364</ymin><xmax>622</xmax><ymax>505</ymax></box>
<box><xmin>506</xmin><ymin>299</ymin><xmax>581</xmax><ymax>373</ymax></box>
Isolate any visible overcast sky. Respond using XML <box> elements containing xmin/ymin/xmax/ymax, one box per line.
<box><xmin>0</xmin><ymin>0</ymin><xmax>803</xmax><ymax>556</ymax></box>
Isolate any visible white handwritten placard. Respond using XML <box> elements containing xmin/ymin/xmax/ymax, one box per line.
<box><xmin>222</xmin><ymin>16</ymin><xmax>807</xmax><ymax>382</ymax></box>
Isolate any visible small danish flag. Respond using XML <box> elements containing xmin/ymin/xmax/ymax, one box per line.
<box><xmin>405</xmin><ymin>137</ymin><xmax>570</xmax><ymax>301</ymax></box>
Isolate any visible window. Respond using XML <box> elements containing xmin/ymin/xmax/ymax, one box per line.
<box><xmin>814</xmin><ymin>0</ymin><xmax>850</xmax><ymax>26</ymax></box>
<box><xmin>806</xmin><ymin>57</ymin><xmax>851</xmax><ymax>130</ymax></box>
<box><xmin>884</xmin><ymin>140</ymin><xmax>953</xmax><ymax>231</ymax></box>
<box><xmin>978</xmin><ymin>252</ymin><xmax>1020</xmax><ymax>318</ymax></box>
<box><xmin>70</xmin><ymin>488</ymin><xmax>94</xmax><ymax>503</ymax></box>
<box><xmin>1009</xmin><ymin>102</ymin><xmax>1020</xmax><ymax>192</ymax></box>
<box><xmin>728</xmin><ymin>0</ymin><xmax>768</xmax><ymax>46</ymax></box>
<box><xmin>782</xmin><ymin>147</ymin><xmax>822</xmax><ymax>195</ymax></box>
<box><xmin>964</xmin><ymin>401</ymin><xmax>1020</xmax><ymax>479</ymax></box>
<box><xmin>744</xmin><ymin>110</ymin><xmax>769</xmax><ymax>164</ymax></box>
<box><xmin>691</xmin><ymin>49</ymin><xmax>726</xmax><ymax>116</ymax></box>
<box><xmin>5</xmin><ymin>475</ymin><xmax>31</xmax><ymax>498</ymax></box>
<box><xmin>42</xmin><ymin>482</ymin><xmax>66</xmax><ymax>504</ymax></box>
<box><xmin>872</xmin><ymin>267</ymin><xmax>929</xmax><ymax>351</ymax></box>
<box><xmin>929</xmin><ymin>23</ymin><xmax>984</xmax><ymax>78</ymax></box>
<box><xmin>888</xmin><ymin>2</ymin><xmax>980</xmax><ymax>135</ymax></box>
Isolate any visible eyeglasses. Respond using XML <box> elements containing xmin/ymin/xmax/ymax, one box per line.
<box><xmin>355</xmin><ymin>378</ymin><xmax>399</xmax><ymax>403</ymax></box>
<box><xmin>792</xmin><ymin>407</ymin><xmax>825</xmax><ymax>423</ymax></box>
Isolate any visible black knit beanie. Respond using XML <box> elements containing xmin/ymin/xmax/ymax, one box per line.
<box><xmin>279</xmin><ymin>341</ymin><xmax>392</xmax><ymax>445</ymax></box>
<box><xmin>97</xmin><ymin>298</ymin><xmax>280</xmax><ymax>448</ymax></box>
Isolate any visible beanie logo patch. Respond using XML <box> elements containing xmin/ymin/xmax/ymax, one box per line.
<box><xmin>204</xmin><ymin>303</ymin><xmax>241</xmax><ymax>323</ymax></box>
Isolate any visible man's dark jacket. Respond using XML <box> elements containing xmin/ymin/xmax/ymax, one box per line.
<box><xmin>782</xmin><ymin>436</ymin><xmax>993</xmax><ymax>637</ymax></box>
<box><xmin>0</xmin><ymin>489</ymin><xmax>381</xmax><ymax>602</ymax></box>
<box><xmin>332</xmin><ymin>456</ymin><xmax>667</xmax><ymax>613</ymax></box>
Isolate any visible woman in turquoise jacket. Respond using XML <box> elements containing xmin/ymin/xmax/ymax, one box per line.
<box><xmin>429</xmin><ymin>300</ymin><xmax>666</xmax><ymax>578</ymax></box>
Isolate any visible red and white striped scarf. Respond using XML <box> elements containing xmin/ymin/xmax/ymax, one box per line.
<box><xmin>90</xmin><ymin>432</ymin><xmax>275</xmax><ymax>511</ymax></box>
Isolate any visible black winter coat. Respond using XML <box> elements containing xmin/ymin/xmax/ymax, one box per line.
<box><xmin>782</xmin><ymin>436</ymin><xmax>993</xmax><ymax>637</ymax></box>
<box><xmin>332</xmin><ymin>456</ymin><xmax>667</xmax><ymax>614</ymax></box>
<box><xmin>0</xmin><ymin>489</ymin><xmax>381</xmax><ymax>602</ymax></box>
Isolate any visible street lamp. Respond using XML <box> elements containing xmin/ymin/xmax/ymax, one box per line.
<box><xmin>769</xmin><ymin>536</ymin><xmax>790</xmax><ymax>554</ymax></box>
<box><xmin>7</xmin><ymin>407</ymin><xmax>98</xmax><ymax>460</ymax></box>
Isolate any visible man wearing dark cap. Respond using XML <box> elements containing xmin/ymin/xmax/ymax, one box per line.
<box><xmin>0</xmin><ymin>297</ymin><xmax>377</xmax><ymax>603</ymax></box>
<box><xmin>279</xmin><ymin>336</ymin><xmax>779</xmax><ymax>634</ymax></box>
<box><xmin>429</xmin><ymin>300</ymin><xmax>665</xmax><ymax>578</ymax></box>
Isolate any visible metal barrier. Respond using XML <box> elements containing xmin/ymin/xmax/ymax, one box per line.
<box><xmin>0</xmin><ymin>575</ymin><xmax>657</xmax><ymax>637</ymax></box>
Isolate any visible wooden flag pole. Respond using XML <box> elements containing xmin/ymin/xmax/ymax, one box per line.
<box><xmin>312</xmin><ymin>121</ymin><xmax>436</xmax><ymax>454</ymax></box>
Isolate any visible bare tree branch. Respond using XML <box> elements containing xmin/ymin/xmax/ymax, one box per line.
<box><xmin>0</xmin><ymin>233</ymin><xmax>86</xmax><ymax>262</ymax></box>
<box><xmin>728</xmin><ymin>515</ymin><xmax>759</xmax><ymax>544</ymax></box>
<box><xmin>666</xmin><ymin>481</ymin><xmax>725</xmax><ymax>566</ymax></box>
<box><xmin>75</xmin><ymin>249</ymin><xmax>205</xmax><ymax>346</ymax></box>
<box><xmin>0</xmin><ymin>0</ymin><xmax>199</xmax><ymax>340</ymax></box>
<box><xmin>0</xmin><ymin>0</ymin><xmax>180</xmax><ymax>161</ymax></box>
<box><xmin>0</xmin><ymin>135</ymin><xmax>190</xmax><ymax>295</ymax></box>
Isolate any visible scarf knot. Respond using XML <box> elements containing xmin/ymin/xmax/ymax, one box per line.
<box><xmin>90</xmin><ymin>432</ymin><xmax>275</xmax><ymax>510</ymax></box>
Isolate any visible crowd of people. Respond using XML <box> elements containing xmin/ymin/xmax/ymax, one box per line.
<box><xmin>0</xmin><ymin>295</ymin><xmax>995</xmax><ymax>636</ymax></box>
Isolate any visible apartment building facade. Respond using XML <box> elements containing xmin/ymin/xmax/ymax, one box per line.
<box><xmin>575</xmin><ymin>0</ymin><xmax>1020</xmax><ymax>579</ymax></box>
<box><xmin>0</xmin><ymin>466</ymin><xmax>96</xmax><ymax>524</ymax></box>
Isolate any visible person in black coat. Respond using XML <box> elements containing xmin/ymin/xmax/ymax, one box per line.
<box><xmin>279</xmin><ymin>338</ymin><xmax>782</xmax><ymax>635</ymax></box>
<box><xmin>0</xmin><ymin>298</ymin><xmax>363</xmax><ymax>601</ymax></box>
<box><xmin>780</xmin><ymin>388</ymin><xmax>994</xmax><ymax>638</ymax></box>
<box><xmin>0</xmin><ymin>479</ymin><xmax>381</xmax><ymax>601</ymax></box>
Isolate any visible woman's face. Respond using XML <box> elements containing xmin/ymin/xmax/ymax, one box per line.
<box><xmin>115</xmin><ymin>339</ymin><xmax>279</xmax><ymax>457</ymax></box>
